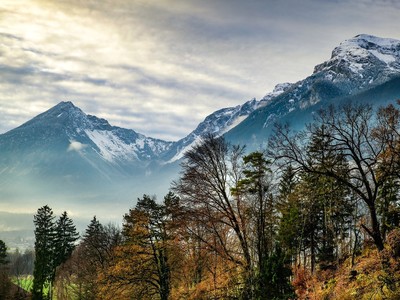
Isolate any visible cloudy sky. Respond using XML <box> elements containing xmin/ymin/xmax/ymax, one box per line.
<box><xmin>1</xmin><ymin>0</ymin><xmax>400</xmax><ymax>141</ymax></box>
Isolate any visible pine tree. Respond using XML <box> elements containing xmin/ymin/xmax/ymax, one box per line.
<box><xmin>53</xmin><ymin>211</ymin><xmax>79</xmax><ymax>281</ymax></box>
<box><xmin>0</xmin><ymin>240</ymin><xmax>11</xmax><ymax>300</ymax></box>
<box><xmin>82</xmin><ymin>216</ymin><xmax>107</xmax><ymax>268</ymax></box>
<box><xmin>277</xmin><ymin>164</ymin><xmax>301</xmax><ymax>259</ymax></box>
<box><xmin>32</xmin><ymin>207</ymin><xmax>80</xmax><ymax>300</ymax></box>
<box><xmin>233</xmin><ymin>151</ymin><xmax>294</xmax><ymax>299</ymax></box>
<box><xmin>307</xmin><ymin>124</ymin><xmax>353</xmax><ymax>269</ymax></box>
<box><xmin>121</xmin><ymin>194</ymin><xmax>172</xmax><ymax>300</ymax></box>
<box><xmin>32</xmin><ymin>205</ymin><xmax>56</xmax><ymax>300</ymax></box>
<box><xmin>0</xmin><ymin>240</ymin><xmax>6</xmax><ymax>265</ymax></box>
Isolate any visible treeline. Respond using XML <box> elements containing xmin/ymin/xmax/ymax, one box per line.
<box><xmin>10</xmin><ymin>101</ymin><xmax>400</xmax><ymax>299</ymax></box>
<box><xmin>0</xmin><ymin>240</ymin><xmax>34</xmax><ymax>299</ymax></box>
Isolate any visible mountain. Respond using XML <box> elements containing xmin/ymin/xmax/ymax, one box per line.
<box><xmin>164</xmin><ymin>82</ymin><xmax>293</xmax><ymax>162</ymax></box>
<box><xmin>0</xmin><ymin>101</ymin><xmax>176</xmax><ymax>224</ymax></box>
<box><xmin>225</xmin><ymin>34</ymin><xmax>400</xmax><ymax>147</ymax></box>
<box><xmin>1</xmin><ymin>34</ymin><xmax>400</xmax><ymax>248</ymax></box>
<box><xmin>0</xmin><ymin>101</ymin><xmax>175</xmax><ymax>183</ymax></box>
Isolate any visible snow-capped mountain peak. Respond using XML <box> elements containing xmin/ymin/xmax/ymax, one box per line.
<box><xmin>1</xmin><ymin>34</ymin><xmax>400</xmax><ymax>223</ymax></box>
<box><xmin>7</xmin><ymin>101</ymin><xmax>173</xmax><ymax>165</ymax></box>
<box><xmin>314</xmin><ymin>34</ymin><xmax>400</xmax><ymax>78</ymax></box>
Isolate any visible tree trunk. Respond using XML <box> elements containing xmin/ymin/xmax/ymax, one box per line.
<box><xmin>362</xmin><ymin>203</ymin><xmax>384</xmax><ymax>251</ymax></box>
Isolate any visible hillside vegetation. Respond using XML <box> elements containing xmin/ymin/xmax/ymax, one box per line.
<box><xmin>3</xmin><ymin>101</ymin><xmax>400</xmax><ymax>300</ymax></box>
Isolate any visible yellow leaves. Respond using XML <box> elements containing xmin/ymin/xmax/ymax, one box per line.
<box><xmin>293</xmin><ymin>240</ymin><xmax>400</xmax><ymax>300</ymax></box>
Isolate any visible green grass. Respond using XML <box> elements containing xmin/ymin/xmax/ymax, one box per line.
<box><xmin>12</xmin><ymin>275</ymin><xmax>33</xmax><ymax>292</ymax></box>
<box><xmin>12</xmin><ymin>275</ymin><xmax>50</xmax><ymax>296</ymax></box>
<box><xmin>12</xmin><ymin>275</ymin><xmax>82</xmax><ymax>300</ymax></box>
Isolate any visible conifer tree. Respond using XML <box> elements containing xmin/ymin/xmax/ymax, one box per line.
<box><xmin>82</xmin><ymin>216</ymin><xmax>107</xmax><ymax>268</ymax></box>
<box><xmin>0</xmin><ymin>240</ymin><xmax>6</xmax><ymax>265</ymax></box>
<box><xmin>277</xmin><ymin>164</ymin><xmax>303</xmax><ymax>263</ymax></box>
<box><xmin>53</xmin><ymin>211</ymin><xmax>79</xmax><ymax>280</ymax></box>
<box><xmin>33</xmin><ymin>207</ymin><xmax>79</xmax><ymax>300</ymax></box>
<box><xmin>233</xmin><ymin>151</ymin><xmax>280</xmax><ymax>297</ymax></box>
<box><xmin>102</xmin><ymin>194</ymin><xmax>176</xmax><ymax>300</ymax></box>
<box><xmin>32</xmin><ymin>205</ymin><xmax>56</xmax><ymax>300</ymax></box>
<box><xmin>306</xmin><ymin>124</ymin><xmax>352</xmax><ymax>269</ymax></box>
<box><xmin>230</xmin><ymin>151</ymin><xmax>294</xmax><ymax>298</ymax></box>
<box><xmin>270</xmin><ymin>103</ymin><xmax>390</xmax><ymax>251</ymax></box>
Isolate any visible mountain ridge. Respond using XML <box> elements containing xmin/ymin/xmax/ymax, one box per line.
<box><xmin>225</xmin><ymin>34</ymin><xmax>400</xmax><ymax>147</ymax></box>
<box><xmin>1</xmin><ymin>34</ymin><xmax>400</xmax><ymax>239</ymax></box>
<box><xmin>4</xmin><ymin>33</ymin><xmax>400</xmax><ymax>163</ymax></box>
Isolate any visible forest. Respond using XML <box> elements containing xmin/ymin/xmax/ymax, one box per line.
<box><xmin>2</xmin><ymin>101</ymin><xmax>400</xmax><ymax>300</ymax></box>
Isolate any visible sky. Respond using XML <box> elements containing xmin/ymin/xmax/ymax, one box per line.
<box><xmin>1</xmin><ymin>0</ymin><xmax>400</xmax><ymax>141</ymax></box>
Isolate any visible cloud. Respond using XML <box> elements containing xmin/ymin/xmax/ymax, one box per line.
<box><xmin>0</xmin><ymin>0</ymin><xmax>400</xmax><ymax>141</ymax></box>
<box><xmin>67</xmin><ymin>140</ymin><xmax>87</xmax><ymax>152</ymax></box>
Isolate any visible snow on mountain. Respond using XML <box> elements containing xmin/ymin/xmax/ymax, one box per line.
<box><xmin>165</xmin><ymin>83</ymin><xmax>293</xmax><ymax>163</ymax></box>
<box><xmin>2</xmin><ymin>35</ymin><xmax>400</xmax><ymax>169</ymax></box>
<box><xmin>224</xmin><ymin>34</ymin><xmax>400</xmax><ymax>147</ymax></box>
<box><xmin>1</xmin><ymin>34</ymin><xmax>400</xmax><ymax>243</ymax></box>
<box><xmin>50</xmin><ymin>101</ymin><xmax>173</xmax><ymax>163</ymax></box>
<box><xmin>167</xmin><ymin>34</ymin><xmax>400</xmax><ymax>160</ymax></box>
<box><xmin>314</xmin><ymin>34</ymin><xmax>400</xmax><ymax>86</ymax></box>
<box><xmin>259</xmin><ymin>82</ymin><xmax>294</xmax><ymax>106</ymax></box>
<box><xmin>276</xmin><ymin>34</ymin><xmax>400</xmax><ymax>112</ymax></box>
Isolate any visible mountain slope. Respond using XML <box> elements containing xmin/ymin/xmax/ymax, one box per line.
<box><xmin>0</xmin><ymin>101</ymin><xmax>172</xmax><ymax>171</ymax></box>
<box><xmin>1</xmin><ymin>34</ymin><xmax>400</xmax><ymax>236</ymax></box>
<box><xmin>0</xmin><ymin>101</ymin><xmax>175</xmax><ymax>217</ymax></box>
<box><xmin>224</xmin><ymin>34</ymin><xmax>400</xmax><ymax>147</ymax></box>
<box><xmin>164</xmin><ymin>82</ymin><xmax>293</xmax><ymax>162</ymax></box>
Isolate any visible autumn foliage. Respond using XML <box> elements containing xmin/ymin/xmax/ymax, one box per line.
<box><xmin>33</xmin><ymin>101</ymin><xmax>400</xmax><ymax>299</ymax></box>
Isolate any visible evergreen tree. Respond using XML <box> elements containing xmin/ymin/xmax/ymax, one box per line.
<box><xmin>33</xmin><ymin>207</ymin><xmax>79</xmax><ymax>300</ymax></box>
<box><xmin>53</xmin><ymin>211</ymin><xmax>79</xmax><ymax>281</ymax></box>
<box><xmin>0</xmin><ymin>240</ymin><xmax>7</xmax><ymax>265</ymax></box>
<box><xmin>82</xmin><ymin>216</ymin><xmax>108</xmax><ymax>268</ymax></box>
<box><xmin>0</xmin><ymin>240</ymin><xmax>11</xmax><ymax>300</ymax></box>
<box><xmin>122</xmin><ymin>194</ymin><xmax>172</xmax><ymax>300</ymax></box>
<box><xmin>263</xmin><ymin>245</ymin><xmax>295</xmax><ymax>300</ymax></box>
<box><xmin>233</xmin><ymin>152</ymin><xmax>293</xmax><ymax>299</ymax></box>
<box><xmin>32</xmin><ymin>205</ymin><xmax>56</xmax><ymax>300</ymax></box>
<box><xmin>277</xmin><ymin>164</ymin><xmax>302</xmax><ymax>261</ymax></box>
<box><xmin>377</xmin><ymin>176</ymin><xmax>400</xmax><ymax>239</ymax></box>
<box><xmin>307</xmin><ymin>124</ymin><xmax>353</xmax><ymax>269</ymax></box>
<box><xmin>278</xmin><ymin>164</ymin><xmax>297</xmax><ymax>202</ymax></box>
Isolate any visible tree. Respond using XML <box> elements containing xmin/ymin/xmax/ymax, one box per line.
<box><xmin>33</xmin><ymin>207</ymin><xmax>79</xmax><ymax>300</ymax></box>
<box><xmin>0</xmin><ymin>240</ymin><xmax>6</xmax><ymax>265</ymax></box>
<box><xmin>373</xmin><ymin>103</ymin><xmax>400</xmax><ymax>239</ymax></box>
<box><xmin>269</xmin><ymin>103</ymin><xmax>400</xmax><ymax>251</ymax></box>
<box><xmin>54</xmin><ymin>219</ymin><xmax>120</xmax><ymax>300</ymax></box>
<box><xmin>172</xmin><ymin>134</ymin><xmax>255</xmax><ymax>298</ymax></box>
<box><xmin>53</xmin><ymin>212</ymin><xmax>79</xmax><ymax>280</ymax></box>
<box><xmin>80</xmin><ymin>217</ymin><xmax>120</xmax><ymax>299</ymax></box>
<box><xmin>0</xmin><ymin>239</ymin><xmax>11</xmax><ymax>300</ymax></box>
<box><xmin>277</xmin><ymin>165</ymin><xmax>302</xmax><ymax>263</ymax></box>
<box><xmin>232</xmin><ymin>151</ymin><xmax>292</xmax><ymax>298</ymax></box>
<box><xmin>102</xmin><ymin>194</ymin><xmax>179</xmax><ymax>300</ymax></box>
<box><xmin>32</xmin><ymin>205</ymin><xmax>56</xmax><ymax>300</ymax></box>
<box><xmin>173</xmin><ymin>135</ymin><xmax>295</xmax><ymax>299</ymax></box>
<box><xmin>306</xmin><ymin>124</ymin><xmax>353</xmax><ymax>269</ymax></box>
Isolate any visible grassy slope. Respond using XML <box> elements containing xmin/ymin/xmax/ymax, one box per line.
<box><xmin>294</xmin><ymin>230</ymin><xmax>400</xmax><ymax>300</ymax></box>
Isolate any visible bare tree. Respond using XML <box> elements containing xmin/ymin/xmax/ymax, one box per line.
<box><xmin>269</xmin><ymin>103</ymin><xmax>400</xmax><ymax>251</ymax></box>
<box><xmin>172</xmin><ymin>134</ymin><xmax>258</xmax><ymax>297</ymax></box>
